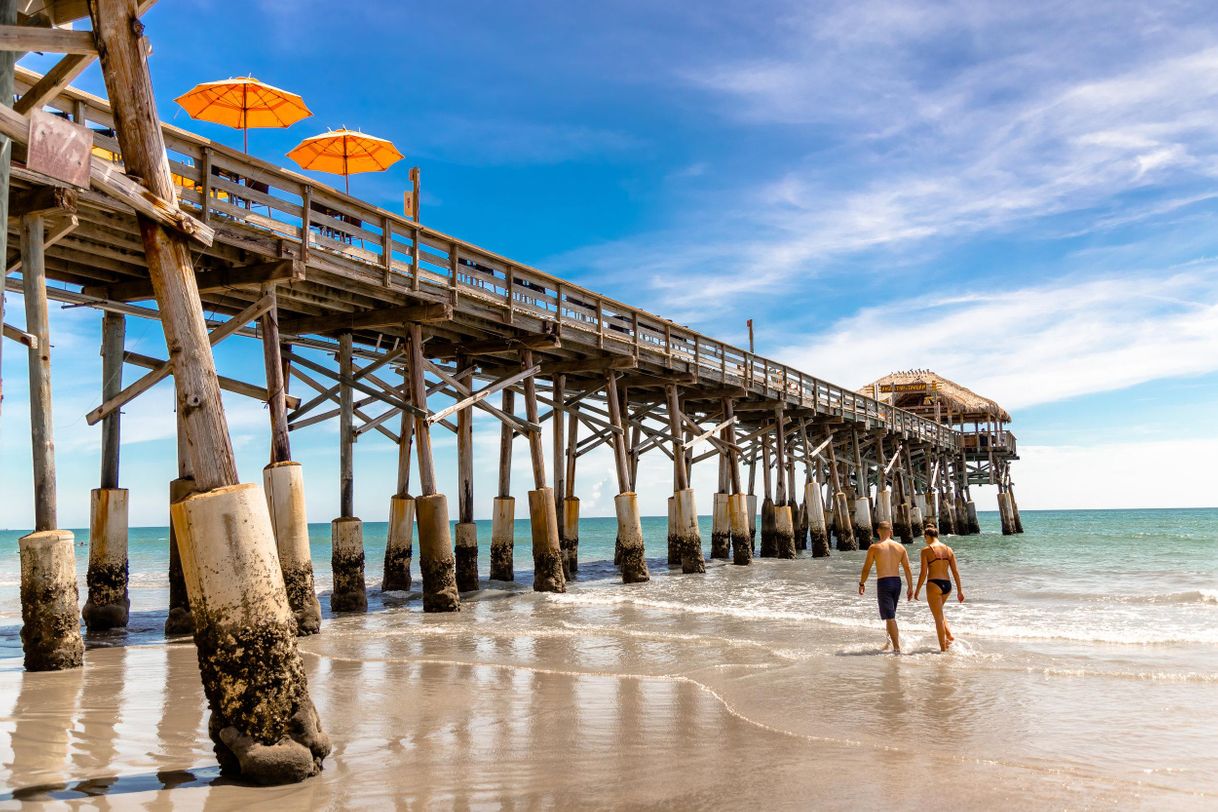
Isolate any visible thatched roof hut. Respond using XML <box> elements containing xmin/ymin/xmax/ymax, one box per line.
<box><xmin>858</xmin><ymin>370</ymin><xmax>1011</xmax><ymax>424</ymax></box>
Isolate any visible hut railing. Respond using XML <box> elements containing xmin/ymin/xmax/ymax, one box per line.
<box><xmin>16</xmin><ymin>67</ymin><xmax>961</xmax><ymax>452</ymax></box>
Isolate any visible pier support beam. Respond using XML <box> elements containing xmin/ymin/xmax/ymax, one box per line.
<box><xmin>1009</xmin><ymin>485</ymin><xmax>1025</xmax><ymax>534</ymax></box>
<box><xmin>805</xmin><ymin>480</ymin><xmax>830</xmax><ymax>557</ymax></box>
<box><xmin>827</xmin><ymin>436</ymin><xmax>856</xmax><ymax>551</ymax></box>
<box><xmin>92</xmin><ymin>0</ymin><xmax>327</xmax><ymax>780</ymax></box>
<box><xmin>330</xmin><ymin>333</ymin><xmax>366</xmax><ymax>613</ymax></box>
<box><xmin>728</xmin><ymin>493</ymin><xmax>752</xmax><ymax>565</ymax></box>
<box><xmin>607</xmin><ymin>372</ymin><xmax>648</xmax><ymax>583</ymax></box>
<box><xmin>408</xmin><ymin>324</ymin><xmax>459</xmax><ymax>611</ymax></box>
<box><xmin>383</xmin><ymin>366</ymin><xmax>415</xmax><ymax>592</ymax></box>
<box><xmin>773</xmin><ymin>408</ymin><xmax>796</xmax><ymax>559</ymax></box>
<box><xmin>760</xmin><ymin>434</ymin><xmax>776</xmax><ymax>557</ymax></box>
<box><xmin>490</xmin><ymin>388</ymin><xmax>515</xmax><ymax>581</ymax></box>
<box><xmin>998</xmin><ymin>489</ymin><xmax>1015</xmax><ymax>536</ymax></box>
<box><xmin>260</xmin><ymin>291</ymin><xmax>320</xmax><ymax>633</ymax></box>
<box><xmin>851</xmin><ymin>431</ymin><xmax>873</xmax><ymax>549</ymax></box>
<box><xmin>84</xmin><ymin>312</ymin><xmax>130</xmax><ymax>631</ymax></box>
<box><xmin>166</xmin><ymin>465</ymin><xmax>196</xmax><ymax>636</ymax></box>
<box><xmin>711</xmin><ymin>493</ymin><xmax>730</xmax><ymax>560</ymax></box>
<box><xmin>561</xmin><ymin>408</ymin><xmax>580</xmax><ymax>576</ymax></box>
<box><xmin>18</xmin><ymin>212</ymin><xmax>84</xmax><ymax>671</ymax></box>
<box><xmin>524</xmin><ymin>353</ymin><xmax>565</xmax><ymax>592</ymax></box>
<box><xmin>665</xmin><ymin>385</ymin><xmax>704</xmax><ymax>573</ymax></box>
<box><xmin>455</xmin><ymin>360</ymin><xmax>479</xmax><ymax>592</ymax></box>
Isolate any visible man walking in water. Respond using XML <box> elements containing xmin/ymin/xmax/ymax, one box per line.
<box><xmin>857</xmin><ymin>521</ymin><xmax>913</xmax><ymax>653</ymax></box>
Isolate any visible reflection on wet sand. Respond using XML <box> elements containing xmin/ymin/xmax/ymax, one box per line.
<box><xmin>0</xmin><ymin>565</ymin><xmax>1210</xmax><ymax>808</ymax></box>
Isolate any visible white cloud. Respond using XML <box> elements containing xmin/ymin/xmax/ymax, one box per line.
<box><xmin>772</xmin><ymin>268</ymin><xmax>1218</xmax><ymax>409</ymax></box>
<box><xmin>553</xmin><ymin>3</ymin><xmax>1218</xmax><ymax>319</ymax></box>
<box><xmin>1011</xmin><ymin>439</ymin><xmax>1218</xmax><ymax>509</ymax></box>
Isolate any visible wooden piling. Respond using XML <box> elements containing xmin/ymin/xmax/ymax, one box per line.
<box><xmin>490</xmin><ymin>387</ymin><xmax>516</xmax><ymax>581</ymax></box>
<box><xmin>84</xmin><ymin>310</ymin><xmax>130</xmax><ymax>631</ymax></box>
<box><xmin>407</xmin><ymin>324</ymin><xmax>459</xmax><ymax>611</ymax></box>
<box><xmin>330</xmin><ymin>332</ymin><xmax>366</xmax><ymax>612</ymax></box>
<box><xmin>607</xmin><ymin>372</ymin><xmax>648</xmax><ymax>583</ymax></box>
<box><xmin>773</xmin><ymin>407</ymin><xmax>796</xmax><ymax>559</ymax></box>
<box><xmin>454</xmin><ymin>359</ymin><xmax>479</xmax><ymax>592</ymax></box>
<box><xmin>383</xmin><ymin>365</ymin><xmax>415</xmax><ymax>592</ymax></box>
<box><xmin>260</xmin><ymin>288</ymin><xmax>320</xmax><ymax>632</ymax></box>
<box><xmin>560</xmin><ymin>408</ymin><xmax>580</xmax><ymax>576</ymax></box>
<box><xmin>760</xmin><ymin>432</ymin><xmax>777</xmax><ymax>557</ymax></box>
<box><xmin>17</xmin><ymin>211</ymin><xmax>84</xmax><ymax>671</ymax></box>
<box><xmin>523</xmin><ymin>350</ymin><xmax>564</xmax><ymax>592</ymax></box>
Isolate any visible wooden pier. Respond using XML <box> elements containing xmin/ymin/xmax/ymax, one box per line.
<box><xmin>1</xmin><ymin>1</ymin><xmax>1020</xmax><ymax>785</ymax></box>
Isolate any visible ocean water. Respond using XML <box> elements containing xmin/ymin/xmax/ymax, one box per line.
<box><xmin>2</xmin><ymin>509</ymin><xmax>1214</xmax><ymax>651</ymax></box>
<box><xmin>0</xmin><ymin>508</ymin><xmax>1215</xmax><ymax>806</ymax></box>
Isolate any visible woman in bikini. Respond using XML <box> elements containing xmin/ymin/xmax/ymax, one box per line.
<box><xmin>913</xmin><ymin>525</ymin><xmax>965</xmax><ymax>652</ymax></box>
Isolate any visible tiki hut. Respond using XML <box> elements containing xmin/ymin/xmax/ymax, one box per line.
<box><xmin>858</xmin><ymin>370</ymin><xmax>1011</xmax><ymax>425</ymax></box>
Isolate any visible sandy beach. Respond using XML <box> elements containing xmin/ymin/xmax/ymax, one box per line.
<box><xmin>2</xmin><ymin>511</ymin><xmax>1215</xmax><ymax>810</ymax></box>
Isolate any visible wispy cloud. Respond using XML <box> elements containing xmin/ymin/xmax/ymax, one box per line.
<box><xmin>773</xmin><ymin>268</ymin><xmax>1218</xmax><ymax>410</ymax></box>
<box><xmin>552</xmin><ymin>1</ymin><xmax>1218</xmax><ymax>319</ymax></box>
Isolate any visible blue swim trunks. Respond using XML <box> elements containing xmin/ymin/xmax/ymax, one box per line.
<box><xmin>876</xmin><ymin>576</ymin><xmax>902</xmax><ymax>620</ymax></box>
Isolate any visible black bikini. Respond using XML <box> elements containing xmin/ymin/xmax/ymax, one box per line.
<box><xmin>927</xmin><ymin>547</ymin><xmax>952</xmax><ymax>596</ymax></box>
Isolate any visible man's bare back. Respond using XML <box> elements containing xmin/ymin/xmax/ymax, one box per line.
<box><xmin>869</xmin><ymin>539</ymin><xmax>908</xmax><ymax>578</ymax></box>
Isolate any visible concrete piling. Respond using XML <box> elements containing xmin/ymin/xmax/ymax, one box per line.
<box><xmin>666</xmin><ymin>495</ymin><xmax>679</xmax><ymax>566</ymax></box>
<box><xmin>760</xmin><ymin>497</ymin><xmax>777</xmax><ymax>557</ymax></box>
<box><xmin>746</xmin><ymin>494</ymin><xmax>758</xmax><ymax>553</ymax></box>
<box><xmin>710</xmin><ymin>492</ymin><xmax>731</xmax><ymax>559</ymax></box>
<box><xmin>728</xmin><ymin>493</ymin><xmax>752</xmax><ymax>565</ymax></box>
<box><xmin>834</xmin><ymin>491</ymin><xmax>857</xmax><ymax>551</ymax></box>
<box><xmin>966</xmin><ymin>500</ymin><xmax>981</xmax><ymax>535</ymax></box>
<box><xmin>614</xmin><ymin>493</ymin><xmax>650</xmax><ymax>584</ymax></box>
<box><xmin>455</xmin><ymin>522</ymin><xmax>480</xmax><ymax>592</ymax></box>
<box><xmin>853</xmin><ymin>496</ymin><xmax>874</xmax><ymax>550</ymax></box>
<box><xmin>774</xmin><ymin>504</ymin><xmax>796</xmax><ymax>559</ymax></box>
<box><xmin>561</xmin><ymin>496</ymin><xmax>580</xmax><ymax>576</ymax></box>
<box><xmin>529</xmin><ymin>487</ymin><xmax>566</xmax><ymax>593</ymax></box>
<box><xmin>263</xmin><ymin>462</ymin><xmax>321</xmax><ymax>634</ymax></box>
<box><xmin>19</xmin><ymin>530</ymin><xmax>84</xmax><ymax>671</ymax></box>
<box><xmin>672</xmin><ymin>488</ymin><xmax>706</xmax><ymax>574</ymax></box>
<box><xmin>415</xmin><ymin>493</ymin><xmax>461</xmax><ymax>612</ymax></box>
<box><xmin>490</xmin><ymin>496</ymin><xmax>516</xmax><ymax>581</ymax></box>
<box><xmin>170</xmin><ymin>483</ymin><xmax>330</xmax><ymax>784</ymax></box>
<box><xmin>805</xmin><ymin>483</ymin><xmax>830</xmax><ymax>557</ymax></box>
<box><xmin>83</xmin><ymin>487</ymin><xmax>130</xmax><ymax>631</ymax></box>
<box><xmin>329</xmin><ymin>517</ymin><xmax>367</xmax><ymax>613</ymax></box>
<box><xmin>382</xmin><ymin>494</ymin><xmax>415</xmax><ymax>591</ymax></box>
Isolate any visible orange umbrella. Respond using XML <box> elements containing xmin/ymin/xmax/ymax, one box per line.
<box><xmin>287</xmin><ymin>128</ymin><xmax>403</xmax><ymax>195</ymax></box>
<box><xmin>175</xmin><ymin>77</ymin><xmax>311</xmax><ymax>153</ymax></box>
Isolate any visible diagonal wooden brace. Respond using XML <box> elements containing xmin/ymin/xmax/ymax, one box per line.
<box><xmin>85</xmin><ymin>293</ymin><xmax>272</xmax><ymax>425</ymax></box>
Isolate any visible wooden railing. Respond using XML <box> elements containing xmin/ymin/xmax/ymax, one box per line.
<box><xmin>16</xmin><ymin>67</ymin><xmax>961</xmax><ymax>451</ymax></box>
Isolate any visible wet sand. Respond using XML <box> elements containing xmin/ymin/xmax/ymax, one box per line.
<box><xmin>1</xmin><ymin>556</ymin><xmax>1215</xmax><ymax>809</ymax></box>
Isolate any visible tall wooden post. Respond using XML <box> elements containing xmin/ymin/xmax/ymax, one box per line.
<box><xmin>666</xmin><ymin>386</ymin><xmax>704</xmax><ymax>573</ymax></box>
<box><xmin>91</xmin><ymin>0</ymin><xmax>328</xmax><ymax>781</ymax></box>
<box><xmin>560</xmin><ymin>407</ymin><xmax>580</xmax><ymax>577</ymax></box>
<box><xmin>408</xmin><ymin>323</ymin><xmax>459</xmax><ymax>611</ymax></box>
<box><xmin>330</xmin><ymin>332</ymin><xmax>366</xmax><ymax>613</ymax></box>
<box><xmin>17</xmin><ymin>212</ymin><xmax>84</xmax><ymax>671</ymax></box>
<box><xmin>0</xmin><ymin>0</ymin><xmax>13</xmax><ymax>421</ymax></box>
<box><xmin>850</xmin><ymin>429</ymin><xmax>873</xmax><ymax>549</ymax></box>
<box><xmin>261</xmin><ymin>286</ymin><xmax>320</xmax><ymax>633</ymax></box>
<box><xmin>607</xmin><ymin>372</ymin><xmax>649</xmax><ymax>583</ymax></box>
<box><xmin>490</xmin><ymin>388</ymin><xmax>515</xmax><ymax>581</ymax></box>
<box><xmin>521</xmin><ymin>350</ymin><xmax>564</xmax><ymax>592</ymax></box>
<box><xmin>759</xmin><ymin>430</ymin><xmax>776</xmax><ymax>557</ymax></box>
<box><xmin>723</xmin><ymin>398</ymin><xmax>751</xmax><ymax>565</ymax></box>
<box><xmin>827</xmin><ymin>432</ymin><xmax>856</xmax><ymax>550</ymax></box>
<box><xmin>84</xmin><ymin>310</ymin><xmax>131</xmax><ymax>631</ymax></box>
<box><xmin>454</xmin><ymin>359</ymin><xmax>479</xmax><ymax>592</ymax></box>
<box><xmin>382</xmin><ymin>363</ymin><xmax>415</xmax><ymax>592</ymax></box>
<box><xmin>772</xmin><ymin>406</ymin><xmax>795</xmax><ymax>558</ymax></box>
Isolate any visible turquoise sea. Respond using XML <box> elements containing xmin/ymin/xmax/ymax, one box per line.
<box><xmin>2</xmin><ymin>508</ymin><xmax>1215</xmax><ymax>655</ymax></box>
<box><xmin>0</xmin><ymin>507</ymin><xmax>1215</xmax><ymax>805</ymax></box>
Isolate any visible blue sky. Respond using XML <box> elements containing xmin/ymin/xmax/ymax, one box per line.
<box><xmin>4</xmin><ymin>0</ymin><xmax>1218</xmax><ymax>527</ymax></box>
